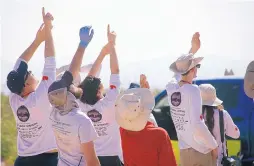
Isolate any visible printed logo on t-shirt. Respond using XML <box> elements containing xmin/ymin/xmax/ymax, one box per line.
<box><xmin>17</xmin><ymin>105</ymin><xmax>30</xmax><ymax>122</ymax></box>
<box><xmin>87</xmin><ymin>109</ymin><xmax>102</xmax><ymax>122</ymax></box>
<box><xmin>171</xmin><ymin>92</ymin><xmax>181</xmax><ymax>107</ymax></box>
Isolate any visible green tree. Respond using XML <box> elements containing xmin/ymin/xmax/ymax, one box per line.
<box><xmin>1</xmin><ymin>93</ymin><xmax>17</xmax><ymax>165</ymax></box>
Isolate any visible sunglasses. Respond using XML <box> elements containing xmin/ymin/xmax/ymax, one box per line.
<box><xmin>23</xmin><ymin>71</ymin><xmax>32</xmax><ymax>87</ymax></box>
<box><xmin>196</xmin><ymin>64</ymin><xmax>201</xmax><ymax>68</ymax></box>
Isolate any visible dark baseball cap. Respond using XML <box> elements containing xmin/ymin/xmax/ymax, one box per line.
<box><xmin>129</xmin><ymin>82</ymin><xmax>140</xmax><ymax>89</ymax></box>
<box><xmin>7</xmin><ymin>61</ymin><xmax>28</xmax><ymax>95</ymax></box>
<box><xmin>48</xmin><ymin>71</ymin><xmax>74</xmax><ymax>106</ymax></box>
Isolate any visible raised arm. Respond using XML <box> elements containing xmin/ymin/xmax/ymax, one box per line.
<box><xmin>189</xmin><ymin>32</ymin><xmax>200</xmax><ymax>55</ymax></box>
<box><xmin>42</xmin><ymin>7</ymin><xmax>55</xmax><ymax>58</ymax></box>
<box><xmin>87</xmin><ymin>43</ymin><xmax>110</xmax><ymax>77</ymax></box>
<box><xmin>107</xmin><ymin>24</ymin><xmax>119</xmax><ymax>74</ymax></box>
<box><xmin>18</xmin><ymin>21</ymin><xmax>47</xmax><ymax>62</ymax></box>
<box><xmin>69</xmin><ymin>26</ymin><xmax>94</xmax><ymax>79</ymax></box>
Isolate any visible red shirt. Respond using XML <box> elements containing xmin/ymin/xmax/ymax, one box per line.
<box><xmin>120</xmin><ymin>122</ymin><xmax>177</xmax><ymax>166</ymax></box>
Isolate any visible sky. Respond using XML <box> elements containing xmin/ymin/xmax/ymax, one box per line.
<box><xmin>1</xmin><ymin>0</ymin><xmax>254</xmax><ymax>94</ymax></box>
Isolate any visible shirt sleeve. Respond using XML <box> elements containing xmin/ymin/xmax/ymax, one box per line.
<box><xmin>158</xmin><ymin>129</ymin><xmax>177</xmax><ymax>166</ymax></box>
<box><xmin>224</xmin><ymin>110</ymin><xmax>240</xmax><ymax>139</ymax></box>
<box><xmin>79</xmin><ymin>116</ymin><xmax>98</xmax><ymax>143</ymax></box>
<box><xmin>13</xmin><ymin>58</ymin><xmax>28</xmax><ymax>70</ymax></box>
<box><xmin>102</xmin><ymin>74</ymin><xmax>120</xmax><ymax>104</ymax></box>
<box><xmin>189</xmin><ymin>86</ymin><xmax>218</xmax><ymax>150</ymax></box>
<box><xmin>35</xmin><ymin>57</ymin><xmax>56</xmax><ymax>112</ymax></box>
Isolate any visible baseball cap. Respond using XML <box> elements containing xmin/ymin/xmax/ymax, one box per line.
<box><xmin>48</xmin><ymin>71</ymin><xmax>74</xmax><ymax>106</ymax></box>
<box><xmin>129</xmin><ymin>82</ymin><xmax>140</xmax><ymax>89</ymax></box>
<box><xmin>7</xmin><ymin>61</ymin><xmax>28</xmax><ymax>95</ymax></box>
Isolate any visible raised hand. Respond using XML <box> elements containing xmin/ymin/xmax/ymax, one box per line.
<box><xmin>107</xmin><ymin>24</ymin><xmax>116</xmax><ymax>45</ymax></box>
<box><xmin>42</xmin><ymin>7</ymin><xmax>54</xmax><ymax>28</ymax></box>
<box><xmin>79</xmin><ymin>26</ymin><xmax>94</xmax><ymax>48</ymax></box>
<box><xmin>35</xmin><ymin>23</ymin><xmax>46</xmax><ymax>43</ymax></box>
<box><xmin>140</xmin><ymin>74</ymin><xmax>150</xmax><ymax>89</ymax></box>
<box><xmin>190</xmin><ymin>32</ymin><xmax>201</xmax><ymax>54</ymax></box>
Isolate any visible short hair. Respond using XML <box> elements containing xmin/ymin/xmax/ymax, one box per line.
<box><xmin>79</xmin><ymin>76</ymin><xmax>101</xmax><ymax>105</ymax></box>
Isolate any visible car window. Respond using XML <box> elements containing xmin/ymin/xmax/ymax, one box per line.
<box><xmin>212</xmin><ymin>82</ymin><xmax>240</xmax><ymax>110</ymax></box>
<box><xmin>155</xmin><ymin>95</ymin><xmax>169</xmax><ymax>109</ymax></box>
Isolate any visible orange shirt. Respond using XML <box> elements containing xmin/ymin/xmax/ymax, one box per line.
<box><xmin>120</xmin><ymin>122</ymin><xmax>177</xmax><ymax>166</ymax></box>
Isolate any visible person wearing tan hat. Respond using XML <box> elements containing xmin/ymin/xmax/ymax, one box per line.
<box><xmin>199</xmin><ymin>84</ymin><xmax>240</xmax><ymax>166</ymax></box>
<box><xmin>116</xmin><ymin>74</ymin><xmax>177</xmax><ymax>166</ymax></box>
<box><xmin>166</xmin><ymin>32</ymin><xmax>218</xmax><ymax>166</ymax></box>
<box><xmin>244</xmin><ymin>61</ymin><xmax>254</xmax><ymax>100</ymax></box>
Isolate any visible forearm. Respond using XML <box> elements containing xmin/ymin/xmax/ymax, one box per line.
<box><xmin>44</xmin><ymin>26</ymin><xmax>55</xmax><ymax>58</ymax></box>
<box><xmin>19</xmin><ymin>40</ymin><xmax>41</xmax><ymax>62</ymax></box>
<box><xmin>110</xmin><ymin>46</ymin><xmax>119</xmax><ymax>74</ymax></box>
<box><xmin>69</xmin><ymin>44</ymin><xmax>85</xmax><ymax>79</ymax></box>
<box><xmin>88</xmin><ymin>50</ymin><xmax>106</xmax><ymax>77</ymax></box>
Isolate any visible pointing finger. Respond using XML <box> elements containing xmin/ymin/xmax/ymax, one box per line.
<box><xmin>107</xmin><ymin>24</ymin><xmax>110</xmax><ymax>34</ymax></box>
<box><xmin>42</xmin><ymin>7</ymin><xmax>45</xmax><ymax>17</ymax></box>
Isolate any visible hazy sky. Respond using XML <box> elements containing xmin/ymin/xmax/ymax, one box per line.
<box><xmin>1</xmin><ymin>0</ymin><xmax>254</xmax><ymax>93</ymax></box>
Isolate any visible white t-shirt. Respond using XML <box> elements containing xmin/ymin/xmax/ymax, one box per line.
<box><xmin>203</xmin><ymin>109</ymin><xmax>240</xmax><ymax>166</ymax></box>
<box><xmin>9</xmin><ymin>57</ymin><xmax>57</xmax><ymax>156</ymax></box>
<box><xmin>50</xmin><ymin>107</ymin><xmax>98</xmax><ymax>166</ymax></box>
<box><xmin>79</xmin><ymin>74</ymin><xmax>122</xmax><ymax>158</ymax></box>
<box><xmin>166</xmin><ymin>78</ymin><xmax>218</xmax><ymax>154</ymax></box>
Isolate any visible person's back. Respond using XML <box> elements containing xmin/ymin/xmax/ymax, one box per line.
<box><xmin>166</xmin><ymin>32</ymin><xmax>218</xmax><ymax>166</ymax></box>
<box><xmin>205</xmin><ymin>109</ymin><xmax>240</xmax><ymax>166</ymax></box>
<box><xmin>120</xmin><ymin>122</ymin><xmax>176</xmax><ymax>166</ymax></box>
<box><xmin>6</xmin><ymin>8</ymin><xmax>58</xmax><ymax>166</ymax></box>
<box><xmin>78</xmin><ymin>25</ymin><xmax>123</xmax><ymax>165</ymax></box>
<box><xmin>166</xmin><ymin>82</ymin><xmax>217</xmax><ymax>153</ymax></box>
<box><xmin>199</xmin><ymin>83</ymin><xmax>240</xmax><ymax>166</ymax></box>
<box><xmin>50</xmin><ymin>107</ymin><xmax>97</xmax><ymax>166</ymax></box>
<box><xmin>47</xmin><ymin>26</ymin><xmax>102</xmax><ymax>166</ymax></box>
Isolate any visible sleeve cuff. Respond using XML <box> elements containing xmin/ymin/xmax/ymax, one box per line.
<box><xmin>45</xmin><ymin>56</ymin><xmax>56</xmax><ymax>65</ymax></box>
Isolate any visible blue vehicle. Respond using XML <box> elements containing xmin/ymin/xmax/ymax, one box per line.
<box><xmin>153</xmin><ymin>76</ymin><xmax>254</xmax><ymax>166</ymax></box>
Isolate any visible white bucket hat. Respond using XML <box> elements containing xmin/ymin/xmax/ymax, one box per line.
<box><xmin>115</xmin><ymin>88</ymin><xmax>155</xmax><ymax>131</ymax></box>
<box><xmin>169</xmin><ymin>53</ymin><xmax>203</xmax><ymax>74</ymax></box>
<box><xmin>244</xmin><ymin>61</ymin><xmax>254</xmax><ymax>99</ymax></box>
<box><xmin>199</xmin><ymin>84</ymin><xmax>223</xmax><ymax>106</ymax></box>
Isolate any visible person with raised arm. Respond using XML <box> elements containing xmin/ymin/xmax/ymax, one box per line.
<box><xmin>6</xmin><ymin>8</ymin><xmax>58</xmax><ymax>166</ymax></box>
<box><xmin>78</xmin><ymin>25</ymin><xmax>123</xmax><ymax>166</ymax></box>
<box><xmin>166</xmin><ymin>32</ymin><xmax>218</xmax><ymax>166</ymax></box>
<box><xmin>117</xmin><ymin>74</ymin><xmax>177</xmax><ymax>166</ymax></box>
<box><xmin>47</xmin><ymin>26</ymin><xmax>100</xmax><ymax>166</ymax></box>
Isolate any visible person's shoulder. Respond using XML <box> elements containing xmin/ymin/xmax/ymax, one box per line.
<box><xmin>148</xmin><ymin>126</ymin><xmax>169</xmax><ymax>138</ymax></box>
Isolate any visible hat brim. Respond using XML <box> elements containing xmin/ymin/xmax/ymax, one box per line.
<box><xmin>115</xmin><ymin>88</ymin><xmax>155</xmax><ymax>131</ymax></box>
<box><xmin>202</xmin><ymin>97</ymin><xmax>223</xmax><ymax>107</ymax></box>
<box><xmin>169</xmin><ymin>57</ymin><xmax>204</xmax><ymax>74</ymax></box>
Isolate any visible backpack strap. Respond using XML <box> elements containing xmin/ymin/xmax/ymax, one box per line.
<box><xmin>219</xmin><ymin>111</ymin><xmax>226</xmax><ymax>157</ymax></box>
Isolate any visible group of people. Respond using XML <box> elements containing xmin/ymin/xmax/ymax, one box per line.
<box><xmin>6</xmin><ymin>8</ymin><xmax>243</xmax><ymax>166</ymax></box>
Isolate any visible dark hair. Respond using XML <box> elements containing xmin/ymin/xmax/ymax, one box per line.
<box><xmin>202</xmin><ymin>105</ymin><xmax>215</xmax><ymax>137</ymax></box>
<box><xmin>79</xmin><ymin>76</ymin><xmax>101</xmax><ymax>105</ymax></box>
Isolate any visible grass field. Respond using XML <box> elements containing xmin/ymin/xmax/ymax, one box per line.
<box><xmin>171</xmin><ymin>140</ymin><xmax>241</xmax><ymax>165</ymax></box>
